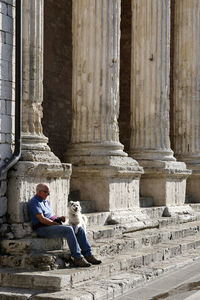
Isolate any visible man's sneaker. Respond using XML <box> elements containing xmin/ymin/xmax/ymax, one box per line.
<box><xmin>73</xmin><ymin>257</ymin><xmax>91</xmax><ymax>267</ymax></box>
<box><xmin>84</xmin><ymin>255</ymin><xmax>102</xmax><ymax>265</ymax></box>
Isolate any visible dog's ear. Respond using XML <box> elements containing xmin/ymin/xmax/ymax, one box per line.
<box><xmin>68</xmin><ymin>201</ymin><xmax>73</xmax><ymax>206</ymax></box>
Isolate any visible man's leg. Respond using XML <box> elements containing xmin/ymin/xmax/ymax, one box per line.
<box><xmin>74</xmin><ymin>226</ymin><xmax>102</xmax><ymax>265</ymax></box>
<box><xmin>73</xmin><ymin>226</ymin><xmax>92</xmax><ymax>256</ymax></box>
<box><xmin>37</xmin><ymin>225</ymin><xmax>82</xmax><ymax>258</ymax></box>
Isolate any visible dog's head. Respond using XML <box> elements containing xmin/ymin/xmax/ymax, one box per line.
<box><xmin>68</xmin><ymin>201</ymin><xmax>82</xmax><ymax>215</ymax></box>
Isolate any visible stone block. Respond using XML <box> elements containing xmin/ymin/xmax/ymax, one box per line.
<box><xmin>0</xmin><ymin>59</ymin><xmax>8</xmax><ymax>80</ymax></box>
<box><xmin>70</xmin><ymin>156</ymin><xmax>143</xmax><ymax>211</ymax></box>
<box><xmin>0</xmin><ymin>2</ymin><xmax>7</xmax><ymax>15</ymax></box>
<box><xmin>0</xmin><ymin>13</ymin><xmax>13</xmax><ymax>33</ymax></box>
<box><xmin>0</xmin><ymin>114</ymin><xmax>11</xmax><ymax>133</ymax></box>
<box><xmin>7</xmin><ymin>161</ymin><xmax>71</xmax><ymax>223</ymax></box>
<box><xmin>5</xmin><ymin>32</ymin><xmax>13</xmax><ymax>45</ymax></box>
<box><xmin>186</xmin><ymin>167</ymin><xmax>200</xmax><ymax>203</ymax></box>
<box><xmin>1</xmin><ymin>237</ymin><xmax>64</xmax><ymax>254</ymax></box>
<box><xmin>0</xmin><ymin>133</ymin><xmax>6</xmax><ymax>143</ymax></box>
<box><xmin>32</xmin><ymin>274</ymin><xmax>71</xmax><ymax>291</ymax></box>
<box><xmin>11</xmin><ymin>223</ymin><xmax>33</xmax><ymax>239</ymax></box>
<box><xmin>140</xmin><ymin>160</ymin><xmax>191</xmax><ymax>206</ymax></box>
<box><xmin>0</xmin><ymin>80</ymin><xmax>12</xmax><ymax>100</ymax></box>
<box><xmin>0</xmin><ymin>196</ymin><xmax>7</xmax><ymax>216</ymax></box>
<box><xmin>7</xmin><ymin>5</ymin><xmax>13</xmax><ymax>17</ymax></box>
<box><xmin>162</xmin><ymin>205</ymin><xmax>194</xmax><ymax>218</ymax></box>
<box><xmin>0</xmin><ymin>30</ymin><xmax>5</xmax><ymax>43</ymax></box>
<box><xmin>0</xmin><ymin>99</ymin><xmax>5</xmax><ymax>114</ymax></box>
<box><xmin>3</xmin><ymin>1</ymin><xmax>15</xmax><ymax>6</ymax></box>
<box><xmin>0</xmin><ymin>42</ymin><xmax>13</xmax><ymax>61</ymax></box>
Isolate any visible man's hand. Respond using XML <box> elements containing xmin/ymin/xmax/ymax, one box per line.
<box><xmin>60</xmin><ymin>216</ymin><xmax>66</xmax><ymax>222</ymax></box>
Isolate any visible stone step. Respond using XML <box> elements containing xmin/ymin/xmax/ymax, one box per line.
<box><xmin>0</xmin><ymin>238</ymin><xmax>200</xmax><ymax>300</ymax></box>
<box><xmin>0</xmin><ymin>287</ymin><xmax>40</xmax><ymax>300</ymax></box>
<box><xmin>10</xmin><ymin>206</ymin><xmax>200</xmax><ymax>240</ymax></box>
<box><xmin>190</xmin><ymin>203</ymin><xmax>200</xmax><ymax>211</ymax></box>
<box><xmin>1</xmin><ymin>234</ymin><xmax>200</xmax><ymax>293</ymax></box>
<box><xmin>1</xmin><ymin>217</ymin><xmax>199</xmax><ymax>257</ymax></box>
<box><xmin>1</xmin><ymin>219</ymin><xmax>200</xmax><ymax>270</ymax></box>
<box><xmin>1</xmin><ymin>251</ymin><xmax>200</xmax><ymax>300</ymax></box>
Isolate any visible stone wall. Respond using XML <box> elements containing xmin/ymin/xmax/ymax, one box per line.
<box><xmin>0</xmin><ymin>0</ymin><xmax>15</xmax><ymax>238</ymax></box>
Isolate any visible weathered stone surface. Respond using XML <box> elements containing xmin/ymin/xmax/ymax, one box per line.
<box><xmin>139</xmin><ymin>160</ymin><xmax>191</xmax><ymax>206</ymax></box>
<box><xmin>10</xmin><ymin>223</ymin><xmax>33</xmax><ymax>239</ymax></box>
<box><xmin>70</xmin><ymin>156</ymin><xmax>143</xmax><ymax>211</ymax></box>
<box><xmin>0</xmin><ymin>196</ymin><xmax>7</xmax><ymax>217</ymax></box>
<box><xmin>0</xmin><ymin>180</ymin><xmax>7</xmax><ymax>196</ymax></box>
<box><xmin>7</xmin><ymin>161</ymin><xmax>71</xmax><ymax>223</ymax></box>
<box><xmin>163</xmin><ymin>205</ymin><xmax>194</xmax><ymax>218</ymax></box>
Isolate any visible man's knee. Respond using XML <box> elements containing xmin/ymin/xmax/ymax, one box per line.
<box><xmin>62</xmin><ymin>225</ymin><xmax>74</xmax><ymax>235</ymax></box>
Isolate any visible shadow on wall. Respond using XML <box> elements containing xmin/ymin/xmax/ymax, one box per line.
<box><xmin>119</xmin><ymin>0</ymin><xmax>132</xmax><ymax>154</ymax></box>
<box><xmin>43</xmin><ymin>0</ymin><xmax>72</xmax><ymax>162</ymax></box>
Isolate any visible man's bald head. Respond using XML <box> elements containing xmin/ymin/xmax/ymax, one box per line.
<box><xmin>36</xmin><ymin>183</ymin><xmax>50</xmax><ymax>199</ymax></box>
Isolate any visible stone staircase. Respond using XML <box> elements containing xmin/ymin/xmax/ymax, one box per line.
<box><xmin>1</xmin><ymin>204</ymin><xmax>200</xmax><ymax>299</ymax></box>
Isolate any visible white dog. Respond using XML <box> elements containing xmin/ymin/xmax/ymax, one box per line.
<box><xmin>67</xmin><ymin>201</ymin><xmax>87</xmax><ymax>234</ymax></box>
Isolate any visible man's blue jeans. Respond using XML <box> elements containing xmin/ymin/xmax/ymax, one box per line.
<box><xmin>36</xmin><ymin>225</ymin><xmax>92</xmax><ymax>258</ymax></box>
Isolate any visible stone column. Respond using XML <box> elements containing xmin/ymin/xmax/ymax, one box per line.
<box><xmin>66</xmin><ymin>0</ymin><xmax>143</xmax><ymax>212</ymax></box>
<box><xmin>172</xmin><ymin>0</ymin><xmax>200</xmax><ymax>202</ymax></box>
<box><xmin>7</xmin><ymin>0</ymin><xmax>71</xmax><ymax>233</ymax></box>
<box><xmin>129</xmin><ymin>0</ymin><xmax>191</xmax><ymax>206</ymax></box>
<box><xmin>21</xmin><ymin>0</ymin><xmax>58</xmax><ymax>162</ymax></box>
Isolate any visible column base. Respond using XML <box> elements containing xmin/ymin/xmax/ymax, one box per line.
<box><xmin>69</xmin><ymin>156</ymin><xmax>143</xmax><ymax>211</ymax></box>
<box><xmin>129</xmin><ymin>149</ymin><xmax>176</xmax><ymax>161</ymax></box>
<box><xmin>21</xmin><ymin>134</ymin><xmax>60</xmax><ymax>163</ymax></box>
<box><xmin>139</xmin><ymin>160</ymin><xmax>191</xmax><ymax>206</ymax></box>
<box><xmin>67</xmin><ymin>142</ymin><xmax>128</xmax><ymax>157</ymax></box>
<box><xmin>185</xmin><ymin>165</ymin><xmax>200</xmax><ymax>203</ymax></box>
<box><xmin>175</xmin><ymin>155</ymin><xmax>200</xmax><ymax>203</ymax></box>
<box><xmin>7</xmin><ymin>161</ymin><xmax>72</xmax><ymax>225</ymax></box>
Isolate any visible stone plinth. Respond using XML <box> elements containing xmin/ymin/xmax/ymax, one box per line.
<box><xmin>69</xmin><ymin>156</ymin><xmax>143</xmax><ymax>212</ymax></box>
<box><xmin>7</xmin><ymin>161</ymin><xmax>71</xmax><ymax>223</ymax></box>
<box><xmin>186</xmin><ymin>165</ymin><xmax>200</xmax><ymax>203</ymax></box>
<box><xmin>139</xmin><ymin>161</ymin><xmax>191</xmax><ymax>206</ymax></box>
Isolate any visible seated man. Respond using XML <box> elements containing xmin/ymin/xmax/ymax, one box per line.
<box><xmin>28</xmin><ymin>183</ymin><xmax>102</xmax><ymax>268</ymax></box>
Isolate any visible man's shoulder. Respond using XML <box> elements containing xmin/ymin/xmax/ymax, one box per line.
<box><xmin>28</xmin><ymin>195</ymin><xmax>39</xmax><ymax>206</ymax></box>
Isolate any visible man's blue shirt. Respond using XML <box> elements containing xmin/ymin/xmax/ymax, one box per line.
<box><xmin>28</xmin><ymin>194</ymin><xmax>53</xmax><ymax>225</ymax></box>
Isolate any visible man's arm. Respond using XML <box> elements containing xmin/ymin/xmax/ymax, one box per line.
<box><xmin>36</xmin><ymin>213</ymin><xmax>61</xmax><ymax>226</ymax></box>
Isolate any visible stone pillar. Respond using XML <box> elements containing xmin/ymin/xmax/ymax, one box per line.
<box><xmin>7</xmin><ymin>0</ymin><xmax>71</xmax><ymax>233</ymax></box>
<box><xmin>172</xmin><ymin>0</ymin><xmax>200</xmax><ymax>202</ymax></box>
<box><xmin>129</xmin><ymin>0</ymin><xmax>191</xmax><ymax>206</ymax></box>
<box><xmin>21</xmin><ymin>0</ymin><xmax>58</xmax><ymax>162</ymax></box>
<box><xmin>66</xmin><ymin>0</ymin><xmax>143</xmax><ymax>212</ymax></box>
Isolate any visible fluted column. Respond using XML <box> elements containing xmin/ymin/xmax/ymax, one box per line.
<box><xmin>129</xmin><ymin>0</ymin><xmax>190</xmax><ymax>206</ymax></box>
<box><xmin>130</xmin><ymin>0</ymin><xmax>173</xmax><ymax>161</ymax></box>
<box><xmin>68</xmin><ymin>0</ymin><xmax>125</xmax><ymax>157</ymax></box>
<box><xmin>21</xmin><ymin>0</ymin><xmax>58</xmax><ymax>162</ymax></box>
<box><xmin>7</xmin><ymin>0</ymin><xmax>71</xmax><ymax>226</ymax></box>
<box><xmin>172</xmin><ymin>0</ymin><xmax>200</xmax><ymax>202</ymax></box>
<box><xmin>66</xmin><ymin>0</ymin><xmax>143</xmax><ymax>212</ymax></box>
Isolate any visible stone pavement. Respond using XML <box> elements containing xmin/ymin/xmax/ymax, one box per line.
<box><xmin>116</xmin><ymin>259</ymin><xmax>200</xmax><ymax>300</ymax></box>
